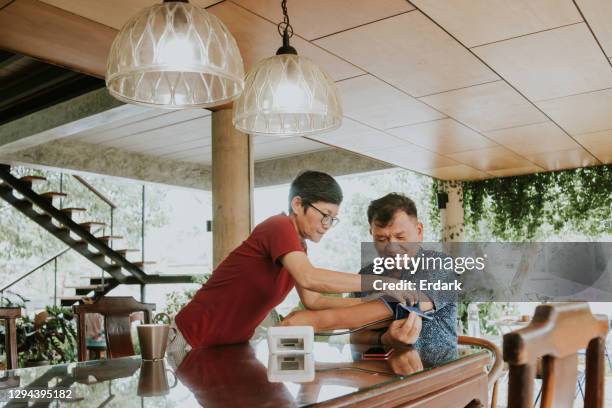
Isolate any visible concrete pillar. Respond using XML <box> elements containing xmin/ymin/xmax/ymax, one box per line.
<box><xmin>211</xmin><ymin>109</ymin><xmax>254</xmax><ymax>267</ymax></box>
<box><xmin>439</xmin><ymin>181</ymin><xmax>465</xmax><ymax>242</ymax></box>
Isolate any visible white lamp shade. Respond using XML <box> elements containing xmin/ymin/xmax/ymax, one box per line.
<box><xmin>232</xmin><ymin>54</ymin><xmax>342</xmax><ymax>137</ymax></box>
<box><xmin>106</xmin><ymin>1</ymin><xmax>244</xmax><ymax>109</ymax></box>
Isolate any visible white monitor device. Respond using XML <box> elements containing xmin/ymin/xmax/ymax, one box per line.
<box><xmin>267</xmin><ymin>326</ymin><xmax>314</xmax><ymax>354</ymax></box>
<box><xmin>267</xmin><ymin>353</ymin><xmax>315</xmax><ymax>383</ymax></box>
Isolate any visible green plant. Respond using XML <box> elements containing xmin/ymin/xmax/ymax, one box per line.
<box><xmin>164</xmin><ymin>274</ymin><xmax>210</xmax><ymax>315</ymax></box>
<box><xmin>457</xmin><ymin>301</ymin><xmax>509</xmax><ymax>336</ymax></box>
<box><xmin>461</xmin><ymin>164</ymin><xmax>611</xmax><ymax>241</ymax></box>
<box><xmin>0</xmin><ymin>305</ymin><xmax>77</xmax><ymax>367</ymax></box>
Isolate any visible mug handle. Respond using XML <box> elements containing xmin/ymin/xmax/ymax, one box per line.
<box><xmin>153</xmin><ymin>312</ymin><xmax>172</xmax><ymax>325</ymax></box>
<box><xmin>154</xmin><ymin>312</ymin><xmax>179</xmax><ymax>344</ymax></box>
<box><xmin>166</xmin><ymin>368</ymin><xmax>178</xmax><ymax>389</ymax></box>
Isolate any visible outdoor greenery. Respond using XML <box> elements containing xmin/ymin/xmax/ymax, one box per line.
<box><xmin>434</xmin><ymin>165</ymin><xmax>612</xmax><ymax>334</ymax></box>
<box><xmin>164</xmin><ymin>274</ymin><xmax>210</xmax><ymax>315</ymax></box>
<box><xmin>0</xmin><ymin>301</ymin><xmax>77</xmax><ymax>367</ymax></box>
<box><xmin>460</xmin><ymin>164</ymin><xmax>611</xmax><ymax>241</ymax></box>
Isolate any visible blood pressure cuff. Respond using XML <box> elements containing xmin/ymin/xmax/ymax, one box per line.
<box><xmin>382</xmin><ymin>300</ymin><xmax>435</xmax><ymax>321</ymax></box>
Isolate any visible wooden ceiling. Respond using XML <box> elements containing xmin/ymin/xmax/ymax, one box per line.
<box><xmin>1</xmin><ymin>0</ymin><xmax>611</xmax><ymax>180</ymax></box>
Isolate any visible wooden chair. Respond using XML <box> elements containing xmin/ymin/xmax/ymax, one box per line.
<box><xmin>73</xmin><ymin>296</ymin><xmax>155</xmax><ymax>361</ymax></box>
<box><xmin>503</xmin><ymin>302</ymin><xmax>608</xmax><ymax>408</ymax></box>
<box><xmin>0</xmin><ymin>307</ymin><xmax>21</xmax><ymax>369</ymax></box>
<box><xmin>459</xmin><ymin>335</ymin><xmax>504</xmax><ymax>408</ymax></box>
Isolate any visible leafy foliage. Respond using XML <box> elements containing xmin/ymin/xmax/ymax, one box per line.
<box><xmin>164</xmin><ymin>274</ymin><xmax>210</xmax><ymax>315</ymax></box>
<box><xmin>0</xmin><ymin>305</ymin><xmax>77</xmax><ymax>367</ymax></box>
<box><xmin>462</xmin><ymin>165</ymin><xmax>611</xmax><ymax>241</ymax></box>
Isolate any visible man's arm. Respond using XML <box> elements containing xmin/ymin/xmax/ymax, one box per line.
<box><xmin>296</xmin><ymin>285</ymin><xmax>362</xmax><ymax>310</ymax></box>
<box><xmin>279</xmin><ymin>299</ymin><xmax>392</xmax><ymax>332</ymax></box>
<box><xmin>350</xmin><ymin>312</ymin><xmax>422</xmax><ymax>347</ymax></box>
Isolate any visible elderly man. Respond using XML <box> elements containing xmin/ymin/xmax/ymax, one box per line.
<box><xmin>281</xmin><ymin>193</ymin><xmax>457</xmax><ymax>349</ymax></box>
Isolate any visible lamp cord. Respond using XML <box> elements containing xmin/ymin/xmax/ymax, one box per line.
<box><xmin>277</xmin><ymin>0</ymin><xmax>294</xmax><ymax>39</ymax></box>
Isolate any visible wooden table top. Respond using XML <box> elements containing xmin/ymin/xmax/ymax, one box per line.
<box><xmin>0</xmin><ymin>335</ymin><xmax>487</xmax><ymax>407</ymax></box>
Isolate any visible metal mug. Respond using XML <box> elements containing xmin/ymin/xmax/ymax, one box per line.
<box><xmin>137</xmin><ymin>312</ymin><xmax>177</xmax><ymax>360</ymax></box>
<box><xmin>137</xmin><ymin>359</ymin><xmax>177</xmax><ymax>397</ymax></box>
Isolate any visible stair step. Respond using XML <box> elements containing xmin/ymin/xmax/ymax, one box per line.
<box><xmin>60</xmin><ymin>296</ymin><xmax>91</xmax><ymax>306</ymax></box>
<box><xmin>80</xmin><ymin>274</ymin><xmax>113</xmax><ymax>280</ymax></box>
<box><xmin>132</xmin><ymin>261</ymin><xmax>156</xmax><ymax>267</ymax></box>
<box><xmin>60</xmin><ymin>207</ymin><xmax>86</xmax><ymax>215</ymax></box>
<box><xmin>59</xmin><ymin>220</ymin><xmax>106</xmax><ymax>231</ymax></box>
<box><xmin>20</xmin><ymin>175</ymin><xmax>47</xmax><ymax>184</ymax></box>
<box><xmin>99</xmin><ymin>235</ymin><xmax>123</xmax><ymax>242</ymax></box>
<box><xmin>40</xmin><ymin>191</ymin><xmax>68</xmax><ymax>199</ymax></box>
<box><xmin>65</xmin><ymin>284</ymin><xmax>109</xmax><ymax>291</ymax></box>
<box><xmin>115</xmin><ymin>249</ymin><xmax>139</xmax><ymax>256</ymax></box>
<box><xmin>60</xmin><ymin>296</ymin><xmax>89</xmax><ymax>303</ymax></box>
<box><xmin>76</xmin><ymin>235</ymin><xmax>122</xmax><ymax>245</ymax></box>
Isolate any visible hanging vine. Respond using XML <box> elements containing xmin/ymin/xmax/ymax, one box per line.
<box><xmin>455</xmin><ymin>164</ymin><xmax>612</xmax><ymax>241</ymax></box>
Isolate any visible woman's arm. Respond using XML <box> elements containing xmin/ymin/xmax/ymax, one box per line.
<box><xmin>296</xmin><ymin>285</ymin><xmax>362</xmax><ymax>310</ymax></box>
<box><xmin>279</xmin><ymin>299</ymin><xmax>392</xmax><ymax>332</ymax></box>
<box><xmin>281</xmin><ymin>251</ymin><xmax>363</xmax><ymax>293</ymax></box>
<box><xmin>282</xmin><ymin>251</ymin><xmax>429</xmax><ymax>309</ymax></box>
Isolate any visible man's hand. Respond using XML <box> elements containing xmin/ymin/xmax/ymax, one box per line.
<box><xmin>380</xmin><ymin>312</ymin><xmax>422</xmax><ymax>347</ymax></box>
<box><xmin>387</xmin><ymin>348</ymin><xmax>424</xmax><ymax>375</ymax></box>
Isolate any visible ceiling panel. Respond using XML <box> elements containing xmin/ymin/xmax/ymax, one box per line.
<box><xmin>524</xmin><ymin>148</ymin><xmax>600</xmax><ymax>171</ymax></box>
<box><xmin>337</xmin><ymin>75</ymin><xmax>445</xmax><ymax>130</ymax></box>
<box><xmin>254</xmin><ymin>138</ymin><xmax>329</xmax><ymax>161</ymax></box>
<box><xmin>71</xmin><ymin>109</ymin><xmax>171</xmax><ymax>141</ymax></box>
<box><xmin>419</xmin><ymin>164</ymin><xmax>490</xmax><ymax>180</ymax></box>
<box><xmin>369</xmin><ymin>144</ymin><xmax>459</xmax><ymax>170</ymax></box>
<box><xmin>386</xmin><ymin>118</ymin><xmax>497</xmax><ymax>154</ymax></box>
<box><xmin>537</xmin><ymin>88</ymin><xmax>612</xmax><ymax>134</ymax></box>
<box><xmin>40</xmin><ymin>0</ymin><xmax>222</xmax><ymax>30</ymax></box>
<box><xmin>411</xmin><ymin>0</ymin><xmax>581</xmax><ymax>48</ymax></box>
<box><xmin>575</xmin><ymin>130</ymin><xmax>612</xmax><ymax>163</ymax></box>
<box><xmin>447</xmin><ymin>146</ymin><xmax>536</xmax><ymax>171</ymax></box>
<box><xmin>109</xmin><ymin>116</ymin><xmax>212</xmax><ymax>151</ymax></box>
<box><xmin>74</xmin><ymin>109</ymin><xmax>209</xmax><ymax>145</ymax></box>
<box><xmin>473</xmin><ymin>23</ymin><xmax>612</xmax><ymax>101</ymax></box>
<box><xmin>309</xmin><ymin>118</ymin><xmax>406</xmax><ymax>152</ymax></box>
<box><xmin>208</xmin><ymin>1</ymin><xmax>363</xmax><ymax>81</ymax></box>
<box><xmin>420</xmin><ymin>81</ymin><xmax>547</xmax><ymax>132</ymax></box>
<box><xmin>147</xmin><ymin>137</ymin><xmax>211</xmax><ymax>157</ymax></box>
<box><xmin>485</xmin><ymin>122</ymin><xmax>580</xmax><ymax>155</ymax></box>
<box><xmin>231</xmin><ymin>0</ymin><xmax>414</xmax><ymax>41</ymax></box>
<box><xmin>487</xmin><ymin>166</ymin><xmax>545</xmax><ymax>178</ymax></box>
<box><xmin>575</xmin><ymin>0</ymin><xmax>612</xmax><ymax>58</ymax></box>
<box><xmin>314</xmin><ymin>11</ymin><xmax>499</xmax><ymax>97</ymax></box>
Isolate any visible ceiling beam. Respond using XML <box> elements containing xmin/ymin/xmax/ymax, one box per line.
<box><xmin>0</xmin><ymin>0</ymin><xmax>116</xmax><ymax>78</ymax></box>
<box><xmin>0</xmin><ymin>139</ymin><xmax>213</xmax><ymax>190</ymax></box>
<box><xmin>0</xmin><ymin>138</ymin><xmax>392</xmax><ymax>191</ymax></box>
<box><xmin>0</xmin><ymin>88</ymin><xmax>138</xmax><ymax>154</ymax></box>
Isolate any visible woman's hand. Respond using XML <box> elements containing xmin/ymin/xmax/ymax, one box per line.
<box><xmin>278</xmin><ymin>310</ymin><xmax>321</xmax><ymax>331</ymax></box>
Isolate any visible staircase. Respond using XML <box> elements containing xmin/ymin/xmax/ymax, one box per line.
<box><xmin>0</xmin><ymin>165</ymin><xmax>192</xmax><ymax>306</ymax></box>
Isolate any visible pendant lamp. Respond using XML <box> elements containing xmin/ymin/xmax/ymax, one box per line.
<box><xmin>232</xmin><ymin>0</ymin><xmax>342</xmax><ymax>137</ymax></box>
<box><xmin>106</xmin><ymin>0</ymin><xmax>244</xmax><ymax>109</ymax></box>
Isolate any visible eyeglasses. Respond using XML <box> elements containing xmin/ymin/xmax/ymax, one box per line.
<box><xmin>307</xmin><ymin>203</ymin><xmax>340</xmax><ymax>228</ymax></box>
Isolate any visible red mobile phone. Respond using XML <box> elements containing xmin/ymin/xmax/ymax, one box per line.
<box><xmin>362</xmin><ymin>347</ymin><xmax>394</xmax><ymax>360</ymax></box>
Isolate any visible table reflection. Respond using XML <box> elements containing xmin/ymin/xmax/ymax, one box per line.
<box><xmin>0</xmin><ymin>337</ymin><xmax>469</xmax><ymax>407</ymax></box>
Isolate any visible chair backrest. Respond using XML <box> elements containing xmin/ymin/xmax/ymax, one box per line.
<box><xmin>459</xmin><ymin>335</ymin><xmax>503</xmax><ymax>408</ymax></box>
<box><xmin>0</xmin><ymin>307</ymin><xmax>21</xmax><ymax>370</ymax></box>
<box><xmin>503</xmin><ymin>302</ymin><xmax>608</xmax><ymax>408</ymax></box>
<box><xmin>73</xmin><ymin>296</ymin><xmax>155</xmax><ymax>361</ymax></box>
